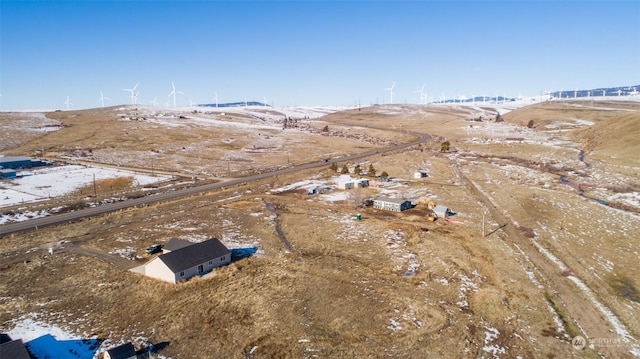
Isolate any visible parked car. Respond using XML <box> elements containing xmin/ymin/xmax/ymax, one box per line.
<box><xmin>146</xmin><ymin>244</ymin><xmax>162</xmax><ymax>254</ymax></box>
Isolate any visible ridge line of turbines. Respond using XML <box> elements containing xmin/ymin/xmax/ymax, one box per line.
<box><xmin>62</xmin><ymin>81</ymin><xmax>220</xmax><ymax>110</ymax></box>
<box><xmin>381</xmin><ymin>83</ymin><xmax>639</xmax><ymax>106</ymax></box>
<box><xmin>55</xmin><ymin>82</ymin><xmax>640</xmax><ymax>110</ymax></box>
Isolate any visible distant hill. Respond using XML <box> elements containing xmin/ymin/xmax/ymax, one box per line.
<box><xmin>199</xmin><ymin>101</ymin><xmax>269</xmax><ymax>108</ymax></box>
<box><xmin>574</xmin><ymin>110</ymin><xmax>640</xmax><ymax>166</ymax></box>
<box><xmin>550</xmin><ymin>85</ymin><xmax>640</xmax><ymax>99</ymax></box>
<box><xmin>504</xmin><ymin>100</ymin><xmax>640</xmax><ymax>166</ymax></box>
<box><xmin>432</xmin><ymin>85</ymin><xmax>640</xmax><ymax>104</ymax></box>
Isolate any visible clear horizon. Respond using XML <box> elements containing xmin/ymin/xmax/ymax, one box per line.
<box><xmin>1</xmin><ymin>0</ymin><xmax>639</xmax><ymax>110</ymax></box>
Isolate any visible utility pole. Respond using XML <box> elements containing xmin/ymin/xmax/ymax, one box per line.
<box><xmin>93</xmin><ymin>173</ymin><xmax>97</xmax><ymax>197</ymax></box>
<box><xmin>482</xmin><ymin>211</ymin><xmax>486</xmax><ymax>237</ymax></box>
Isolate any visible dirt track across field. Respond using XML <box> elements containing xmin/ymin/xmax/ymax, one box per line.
<box><xmin>449</xmin><ymin>159</ymin><xmax>637</xmax><ymax>357</ymax></box>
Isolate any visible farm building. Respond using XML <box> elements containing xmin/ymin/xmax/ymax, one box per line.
<box><xmin>308</xmin><ymin>185</ymin><xmax>331</xmax><ymax>195</ymax></box>
<box><xmin>0</xmin><ymin>156</ymin><xmax>46</xmax><ymax>169</ymax></box>
<box><xmin>434</xmin><ymin>205</ymin><xmax>451</xmax><ymax>219</ymax></box>
<box><xmin>0</xmin><ymin>169</ymin><xmax>17</xmax><ymax>179</ymax></box>
<box><xmin>103</xmin><ymin>342</ymin><xmax>137</xmax><ymax>359</ymax></box>
<box><xmin>373</xmin><ymin>197</ymin><xmax>412</xmax><ymax>212</ymax></box>
<box><xmin>142</xmin><ymin>238</ymin><xmax>231</xmax><ymax>283</ymax></box>
<box><xmin>413</xmin><ymin>170</ymin><xmax>429</xmax><ymax>178</ymax></box>
<box><xmin>0</xmin><ymin>334</ymin><xmax>32</xmax><ymax>359</ymax></box>
<box><xmin>337</xmin><ymin>178</ymin><xmax>369</xmax><ymax>190</ymax></box>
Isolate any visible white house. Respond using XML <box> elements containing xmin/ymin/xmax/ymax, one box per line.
<box><xmin>338</xmin><ymin>178</ymin><xmax>369</xmax><ymax>190</ymax></box>
<box><xmin>373</xmin><ymin>197</ymin><xmax>412</xmax><ymax>212</ymax></box>
<box><xmin>337</xmin><ymin>181</ymin><xmax>355</xmax><ymax>190</ymax></box>
<box><xmin>143</xmin><ymin>238</ymin><xmax>231</xmax><ymax>283</ymax></box>
<box><xmin>414</xmin><ymin>170</ymin><xmax>429</xmax><ymax>178</ymax></box>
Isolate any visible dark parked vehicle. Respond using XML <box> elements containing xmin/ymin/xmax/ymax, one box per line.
<box><xmin>146</xmin><ymin>244</ymin><xmax>162</xmax><ymax>254</ymax></box>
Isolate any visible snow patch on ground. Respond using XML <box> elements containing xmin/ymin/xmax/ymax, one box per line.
<box><xmin>0</xmin><ymin>164</ymin><xmax>171</xmax><ymax>208</ymax></box>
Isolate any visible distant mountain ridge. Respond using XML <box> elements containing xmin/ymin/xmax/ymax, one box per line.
<box><xmin>550</xmin><ymin>85</ymin><xmax>639</xmax><ymax>99</ymax></box>
<box><xmin>197</xmin><ymin>85</ymin><xmax>639</xmax><ymax>107</ymax></box>
<box><xmin>199</xmin><ymin>101</ymin><xmax>269</xmax><ymax>108</ymax></box>
<box><xmin>434</xmin><ymin>84</ymin><xmax>640</xmax><ymax>104</ymax></box>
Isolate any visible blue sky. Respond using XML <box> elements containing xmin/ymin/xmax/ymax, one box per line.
<box><xmin>1</xmin><ymin>0</ymin><xmax>639</xmax><ymax>110</ymax></box>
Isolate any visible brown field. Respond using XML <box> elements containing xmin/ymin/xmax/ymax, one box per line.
<box><xmin>0</xmin><ymin>100</ymin><xmax>639</xmax><ymax>358</ymax></box>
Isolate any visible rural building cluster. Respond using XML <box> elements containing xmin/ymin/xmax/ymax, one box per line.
<box><xmin>0</xmin><ymin>156</ymin><xmax>51</xmax><ymax>179</ymax></box>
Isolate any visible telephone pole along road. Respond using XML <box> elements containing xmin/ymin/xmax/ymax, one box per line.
<box><xmin>0</xmin><ymin>132</ymin><xmax>430</xmax><ymax>237</ymax></box>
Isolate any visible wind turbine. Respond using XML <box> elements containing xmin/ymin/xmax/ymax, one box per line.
<box><xmin>123</xmin><ymin>82</ymin><xmax>139</xmax><ymax>105</ymax></box>
<box><xmin>214</xmin><ymin>92</ymin><xmax>218</xmax><ymax>108</ymax></box>
<box><xmin>64</xmin><ymin>96</ymin><xmax>72</xmax><ymax>110</ymax></box>
<box><xmin>415</xmin><ymin>84</ymin><xmax>425</xmax><ymax>104</ymax></box>
<box><xmin>385</xmin><ymin>82</ymin><xmax>396</xmax><ymax>104</ymax></box>
<box><xmin>168</xmin><ymin>81</ymin><xmax>183</xmax><ymax>108</ymax></box>
<box><xmin>574</xmin><ymin>89</ymin><xmax>578</xmax><ymax>98</ymax></box>
<box><xmin>150</xmin><ymin>97</ymin><xmax>158</xmax><ymax>107</ymax></box>
<box><xmin>98</xmin><ymin>91</ymin><xmax>110</xmax><ymax>108</ymax></box>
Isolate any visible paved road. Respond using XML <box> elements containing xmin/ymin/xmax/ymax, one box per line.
<box><xmin>0</xmin><ymin>132</ymin><xmax>430</xmax><ymax>237</ymax></box>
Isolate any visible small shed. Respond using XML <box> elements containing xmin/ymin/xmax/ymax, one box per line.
<box><xmin>0</xmin><ymin>169</ymin><xmax>17</xmax><ymax>179</ymax></box>
<box><xmin>337</xmin><ymin>181</ymin><xmax>355</xmax><ymax>190</ymax></box>
<box><xmin>104</xmin><ymin>342</ymin><xmax>137</xmax><ymax>359</ymax></box>
<box><xmin>355</xmin><ymin>179</ymin><xmax>369</xmax><ymax>188</ymax></box>
<box><xmin>413</xmin><ymin>170</ymin><xmax>429</xmax><ymax>178</ymax></box>
<box><xmin>434</xmin><ymin>205</ymin><xmax>450</xmax><ymax>219</ymax></box>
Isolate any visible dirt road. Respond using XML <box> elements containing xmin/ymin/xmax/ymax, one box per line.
<box><xmin>449</xmin><ymin>159</ymin><xmax>637</xmax><ymax>358</ymax></box>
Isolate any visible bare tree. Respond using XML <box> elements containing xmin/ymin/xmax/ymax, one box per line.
<box><xmin>348</xmin><ymin>187</ymin><xmax>367</xmax><ymax>210</ymax></box>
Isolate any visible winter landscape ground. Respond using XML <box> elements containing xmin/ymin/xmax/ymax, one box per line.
<box><xmin>0</xmin><ymin>96</ymin><xmax>639</xmax><ymax>358</ymax></box>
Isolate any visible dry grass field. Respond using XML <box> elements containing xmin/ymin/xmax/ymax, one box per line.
<box><xmin>0</xmin><ymin>100</ymin><xmax>639</xmax><ymax>358</ymax></box>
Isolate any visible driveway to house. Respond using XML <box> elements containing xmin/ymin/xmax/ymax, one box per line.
<box><xmin>0</xmin><ymin>132</ymin><xmax>430</xmax><ymax>237</ymax></box>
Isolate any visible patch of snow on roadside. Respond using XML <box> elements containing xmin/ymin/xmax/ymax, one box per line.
<box><xmin>0</xmin><ymin>164</ymin><xmax>171</xmax><ymax>208</ymax></box>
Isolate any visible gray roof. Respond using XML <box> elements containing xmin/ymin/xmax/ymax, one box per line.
<box><xmin>0</xmin><ymin>337</ymin><xmax>32</xmax><ymax>359</ymax></box>
<box><xmin>159</xmin><ymin>238</ymin><xmax>230</xmax><ymax>273</ymax></box>
<box><xmin>434</xmin><ymin>205</ymin><xmax>449</xmax><ymax>215</ymax></box>
<box><xmin>163</xmin><ymin>238</ymin><xmax>194</xmax><ymax>252</ymax></box>
<box><xmin>105</xmin><ymin>342</ymin><xmax>136</xmax><ymax>359</ymax></box>
<box><xmin>374</xmin><ymin>197</ymin><xmax>409</xmax><ymax>204</ymax></box>
<box><xmin>0</xmin><ymin>156</ymin><xmax>31</xmax><ymax>163</ymax></box>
